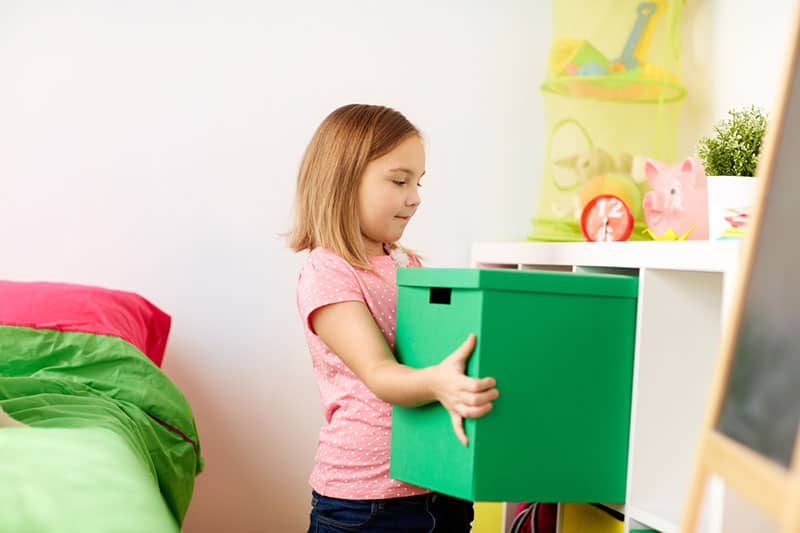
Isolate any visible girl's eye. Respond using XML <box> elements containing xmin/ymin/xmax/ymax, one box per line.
<box><xmin>392</xmin><ymin>180</ymin><xmax>407</xmax><ymax>186</ymax></box>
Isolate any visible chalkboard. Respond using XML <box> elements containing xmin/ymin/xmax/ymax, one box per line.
<box><xmin>714</xmin><ymin>32</ymin><xmax>800</xmax><ymax>468</ymax></box>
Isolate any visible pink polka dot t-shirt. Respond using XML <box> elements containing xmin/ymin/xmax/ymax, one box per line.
<box><xmin>296</xmin><ymin>247</ymin><xmax>428</xmax><ymax>500</ymax></box>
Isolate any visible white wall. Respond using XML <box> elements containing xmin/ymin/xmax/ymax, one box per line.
<box><xmin>680</xmin><ymin>0</ymin><xmax>798</xmax><ymax>158</ymax></box>
<box><xmin>0</xmin><ymin>2</ymin><xmax>548</xmax><ymax>531</ymax></box>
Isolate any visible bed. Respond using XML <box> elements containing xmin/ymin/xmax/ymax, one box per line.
<box><xmin>0</xmin><ymin>280</ymin><xmax>203</xmax><ymax>533</ymax></box>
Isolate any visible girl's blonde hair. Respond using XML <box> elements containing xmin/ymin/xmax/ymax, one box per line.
<box><xmin>288</xmin><ymin>104</ymin><xmax>420</xmax><ymax>270</ymax></box>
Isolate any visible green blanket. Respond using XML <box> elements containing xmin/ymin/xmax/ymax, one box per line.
<box><xmin>0</xmin><ymin>325</ymin><xmax>203</xmax><ymax>532</ymax></box>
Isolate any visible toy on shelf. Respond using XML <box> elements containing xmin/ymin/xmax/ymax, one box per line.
<box><xmin>542</xmin><ymin>114</ymin><xmax>654</xmax><ymax>239</ymax></box>
<box><xmin>580</xmin><ymin>193</ymin><xmax>635</xmax><ymax>241</ymax></box>
<box><xmin>642</xmin><ymin>157</ymin><xmax>709</xmax><ymax>240</ymax></box>
<box><xmin>641</xmin><ymin>226</ymin><xmax>695</xmax><ymax>240</ymax></box>
<box><xmin>547</xmin><ymin>118</ymin><xmax>645</xmax><ymax>241</ymax></box>
<box><xmin>579</xmin><ymin>173</ymin><xmax>643</xmax><ymax>242</ymax></box>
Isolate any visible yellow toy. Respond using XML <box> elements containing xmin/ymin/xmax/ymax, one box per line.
<box><xmin>642</xmin><ymin>226</ymin><xmax>696</xmax><ymax>240</ymax></box>
<box><xmin>632</xmin><ymin>0</ymin><xmax>665</xmax><ymax>64</ymax></box>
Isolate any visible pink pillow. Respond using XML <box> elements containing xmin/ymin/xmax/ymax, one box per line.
<box><xmin>0</xmin><ymin>281</ymin><xmax>171</xmax><ymax>367</ymax></box>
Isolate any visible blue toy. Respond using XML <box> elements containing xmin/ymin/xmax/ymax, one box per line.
<box><xmin>612</xmin><ymin>2</ymin><xmax>658</xmax><ymax>69</ymax></box>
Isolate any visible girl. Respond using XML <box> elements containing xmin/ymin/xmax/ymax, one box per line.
<box><xmin>289</xmin><ymin>104</ymin><xmax>499</xmax><ymax>532</ymax></box>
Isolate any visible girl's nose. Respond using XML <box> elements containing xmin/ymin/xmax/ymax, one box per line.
<box><xmin>406</xmin><ymin>187</ymin><xmax>421</xmax><ymax>207</ymax></box>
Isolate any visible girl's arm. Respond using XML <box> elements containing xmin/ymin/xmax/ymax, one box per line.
<box><xmin>312</xmin><ymin>300</ymin><xmax>499</xmax><ymax>445</ymax></box>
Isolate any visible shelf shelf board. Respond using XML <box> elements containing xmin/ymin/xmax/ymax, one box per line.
<box><xmin>627</xmin><ymin>503</ymin><xmax>680</xmax><ymax>533</ymax></box>
<box><xmin>471</xmin><ymin>241</ymin><xmax>742</xmax><ymax>273</ymax></box>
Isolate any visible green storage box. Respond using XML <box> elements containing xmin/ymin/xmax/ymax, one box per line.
<box><xmin>390</xmin><ymin>268</ymin><xmax>638</xmax><ymax>502</ymax></box>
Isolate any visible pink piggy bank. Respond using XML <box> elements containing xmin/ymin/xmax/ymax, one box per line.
<box><xmin>642</xmin><ymin>157</ymin><xmax>709</xmax><ymax>240</ymax></box>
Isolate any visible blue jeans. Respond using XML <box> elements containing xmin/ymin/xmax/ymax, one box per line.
<box><xmin>307</xmin><ymin>490</ymin><xmax>474</xmax><ymax>532</ymax></box>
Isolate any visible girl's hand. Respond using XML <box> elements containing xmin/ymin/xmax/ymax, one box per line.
<box><xmin>431</xmin><ymin>334</ymin><xmax>499</xmax><ymax>446</ymax></box>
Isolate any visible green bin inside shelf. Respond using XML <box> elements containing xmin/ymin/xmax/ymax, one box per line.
<box><xmin>390</xmin><ymin>268</ymin><xmax>638</xmax><ymax>502</ymax></box>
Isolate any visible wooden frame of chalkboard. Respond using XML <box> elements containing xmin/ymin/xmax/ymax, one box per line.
<box><xmin>681</xmin><ymin>4</ymin><xmax>800</xmax><ymax>532</ymax></box>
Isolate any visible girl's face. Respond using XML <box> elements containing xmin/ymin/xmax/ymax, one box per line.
<box><xmin>356</xmin><ymin>135</ymin><xmax>425</xmax><ymax>256</ymax></box>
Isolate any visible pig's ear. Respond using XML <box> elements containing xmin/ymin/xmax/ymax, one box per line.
<box><xmin>645</xmin><ymin>159</ymin><xmax>662</xmax><ymax>184</ymax></box>
<box><xmin>681</xmin><ymin>156</ymin><xmax>706</xmax><ymax>186</ymax></box>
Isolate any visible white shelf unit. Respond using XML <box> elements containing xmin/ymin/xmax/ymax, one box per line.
<box><xmin>470</xmin><ymin>241</ymin><xmax>746</xmax><ymax>533</ymax></box>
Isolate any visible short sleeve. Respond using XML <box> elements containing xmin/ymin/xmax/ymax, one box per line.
<box><xmin>297</xmin><ymin>250</ymin><xmax>365</xmax><ymax>334</ymax></box>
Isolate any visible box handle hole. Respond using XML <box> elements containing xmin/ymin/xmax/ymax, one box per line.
<box><xmin>429</xmin><ymin>287</ymin><xmax>451</xmax><ymax>305</ymax></box>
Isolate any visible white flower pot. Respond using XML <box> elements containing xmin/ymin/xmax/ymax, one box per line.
<box><xmin>706</xmin><ymin>175</ymin><xmax>758</xmax><ymax>240</ymax></box>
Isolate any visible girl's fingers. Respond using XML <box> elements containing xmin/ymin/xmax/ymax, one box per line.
<box><xmin>459</xmin><ymin>375</ymin><xmax>496</xmax><ymax>393</ymax></box>
<box><xmin>461</xmin><ymin>388</ymin><xmax>500</xmax><ymax>407</ymax></box>
<box><xmin>450</xmin><ymin>412</ymin><xmax>468</xmax><ymax>446</ymax></box>
<box><xmin>446</xmin><ymin>334</ymin><xmax>476</xmax><ymax>366</ymax></box>
<box><xmin>456</xmin><ymin>402</ymin><xmax>493</xmax><ymax>419</ymax></box>
<box><xmin>475</xmin><ymin>376</ymin><xmax>497</xmax><ymax>391</ymax></box>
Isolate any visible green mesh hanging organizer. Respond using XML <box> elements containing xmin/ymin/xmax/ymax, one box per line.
<box><xmin>530</xmin><ymin>0</ymin><xmax>686</xmax><ymax>242</ymax></box>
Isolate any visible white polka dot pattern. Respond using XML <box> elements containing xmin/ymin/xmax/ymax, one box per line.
<box><xmin>296</xmin><ymin>248</ymin><xmax>428</xmax><ymax>499</ymax></box>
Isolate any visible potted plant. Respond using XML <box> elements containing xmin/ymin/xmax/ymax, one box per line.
<box><xmin>697</xmin><ymin>106</ymin><xmax>768</xmax><ymax>240</ymax></box>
